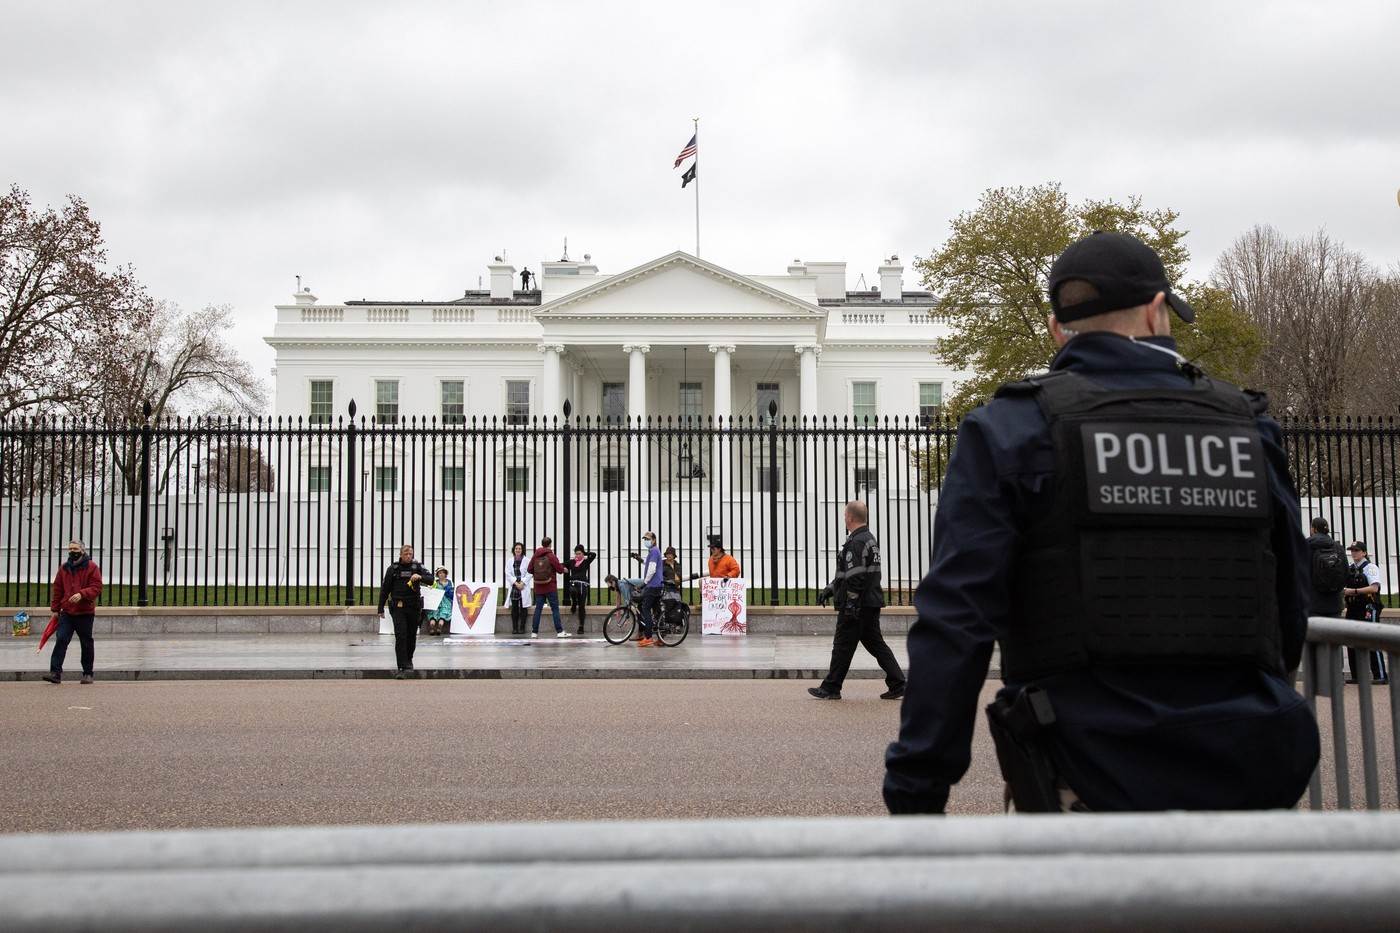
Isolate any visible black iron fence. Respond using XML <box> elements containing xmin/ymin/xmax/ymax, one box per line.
<box><xmin>1</xmin><ymin>407</ymin><xmax>1396</xmax><ymax>608</ymax></box>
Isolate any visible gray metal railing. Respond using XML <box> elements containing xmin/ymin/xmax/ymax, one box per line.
<box><xmin>3</xmin><ymin>812</ymin><xmax>1399</xmax><ymax>931</ymax></box>
<box><xmin>1302</xmin><ymin>615</ymin><xmax>1400</xmax><ymax>810</ymax></box>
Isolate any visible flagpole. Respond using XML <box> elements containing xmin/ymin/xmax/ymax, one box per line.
<box><xmin>693</xmin><ymin>116</ymin><xmax>700</xmax><ymax>258</ymax></box>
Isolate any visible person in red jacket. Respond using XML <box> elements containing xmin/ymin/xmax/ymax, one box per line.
<box><xmin>528</xmin><ymin>537</ymin><xmax>572</xmax><ymax>638</ymax></box>
<box><xmin>43</xmin><ymin>540</ymin><xmax>103</xmax><ymax>685</ymax></box>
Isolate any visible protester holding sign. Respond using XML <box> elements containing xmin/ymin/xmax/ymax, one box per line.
<box><xmin>425</xmin><ymin>566</ymin><xmax>454</xmax><ymax>636</ymax></box>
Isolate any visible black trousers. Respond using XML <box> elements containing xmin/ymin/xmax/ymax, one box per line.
<box><xmin>510</xmin><ymin>599</ymin><xmax>527</xmax><ymax>634</ymax></box>
<box><xmin>390</xmin><ymin>605</ymin><xmax>419</xmax><ymax>670</ymax></box>
<box><xmin>1346</xmin><ymin>607</ymin><xmax>1389</xmax><ymax>682</ymax></box>
<box><xmin>50</xmin><ymin>613</ymin><xmax>95</xmax><ymax>677</ymax></box>
<box><xmin>821</xmin><ymin>606</ymin><xmax>905</xmax><ymax>693</ymax></box>
<box><xmin>570</xmin><ymin>582</ymin><xmax>589</xmax><ymax>632</ymax></box>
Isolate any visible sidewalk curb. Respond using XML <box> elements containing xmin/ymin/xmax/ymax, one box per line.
<box><xmin>5</xmin><ymin>667</ymin><xmax>949</xmax><ymax>682</ymax></box>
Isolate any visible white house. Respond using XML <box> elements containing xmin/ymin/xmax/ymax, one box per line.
<box><xmin>266</xmin><ymin>250</ymin><xmax>964</xmax><ymax>425</ymax></box>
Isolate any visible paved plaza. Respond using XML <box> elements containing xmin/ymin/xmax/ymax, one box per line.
<box><xmin>0</xmin><ymin>632</ymin><xmax>916</xmax><ymax>680</ymax></box>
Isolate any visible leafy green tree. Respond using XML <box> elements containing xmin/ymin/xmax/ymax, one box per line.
<box><xmin>916</xmin><ymin>183</ymin><xmax>1260</xmax><ymax>416</ymax></box>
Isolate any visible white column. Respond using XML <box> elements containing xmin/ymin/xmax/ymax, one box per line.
<box><xmin>796</xmin><ymin>345</ymin><xmax>820</xmax><ymax>420</ymax></box>
<box><xmin>539</xmin><ymin>343</ymin><xmax>564</xmax><ymax>421</ymax></box>
<box><xmin>624</xmin><ymin>344</ymin><xmax>650</xmax><ymax>418</ymax></box>
<box><xmin>709</xmin><ymin>344</ymin><xmax>734</xmax><ymax>422</ymax></box>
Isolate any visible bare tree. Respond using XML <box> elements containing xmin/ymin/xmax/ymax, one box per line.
<box><xmin>1214</xmin><ymin>226</ymin><xmax>1398</xmax><ymax>417</ymax></box>
<box><xmin>0</xmin><ymin>185</ymin><xmax>153</xmax><ymax>418</ymax></box>
<box><xmin>204</xmin><ymin>441</ymin><xmax>276</xmax><ymax>493</ymax></box>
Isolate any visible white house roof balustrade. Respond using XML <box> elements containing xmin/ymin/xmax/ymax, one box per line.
<box><xmin>265</xmin><ymin>248</ymin><xmax>968</xmax><ymax>420</ymax></box>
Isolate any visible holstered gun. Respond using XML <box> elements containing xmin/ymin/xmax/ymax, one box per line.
<box><xmin>985</xmin><ymin>687</ymin><xmax>1062</xmax><ymax>813</ymax></box>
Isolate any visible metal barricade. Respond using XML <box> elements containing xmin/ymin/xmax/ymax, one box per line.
<box><xmin>1302</xmin><ymin>615</ymin><xmax>1400</xmax><ymax>809</ymax></box>
<box><xmin>2</xmin><ymin>812</ymin><xmax>1399</xmax><ymax>931</ymax></box>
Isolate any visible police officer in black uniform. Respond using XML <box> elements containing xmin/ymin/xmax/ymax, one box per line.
<box><xmin>809</xmin><ymin>500</ymin><xmax>907</xmax><ymax>700</ymax></box>
<box><xmin>884</xmin><ymin>231</ymin><xmax>1320</xmax><ymax>813</ymax></box>
<box><xmin>378</xmin><ymin>544</ymin><xmax>430</xmax><ymax>678</ymax></box>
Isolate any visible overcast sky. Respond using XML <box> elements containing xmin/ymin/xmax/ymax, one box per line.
<box><xmin>5</xmin><ymin>0</ymin><xmax>1397</xmax><ymax>395</ymax></box>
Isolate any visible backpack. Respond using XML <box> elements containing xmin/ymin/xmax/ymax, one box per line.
<box><xmin>1310</xmin><ymin>540</ymin><xmax>1347</xmax><ymax>593</ymax></box>
<box><xmin>531</xmin><ymin>553</ymin><xmax>554</xmax><ymax>584</ymax></box>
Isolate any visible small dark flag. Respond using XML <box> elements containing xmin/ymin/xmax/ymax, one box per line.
<box><xmin>681</xmin><ymin>162</ymin><xmax>697</xmax><ymax>188</ymax></box>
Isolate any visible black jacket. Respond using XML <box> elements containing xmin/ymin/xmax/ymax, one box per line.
<box><xmin>378</xmin><ymin>560</ymin><xmax>430</xmax><ymax>613</ymax></box>
<box><xmin>1305</xmin><ymin>532</ymin><xmax>1345</xmax><ymax>617</ymax></box>
<box><xmin>565</xmin><ymin>552</ymin><xmax>596</xmax><ymax>602</ymax></box>
<box><xmin>884</xmin><ymin>333</ymin><xmax>1318</xmax><ymax>815</ymax></box>
<box><xmin>828</xmin><ymin>525</ymin><xmax>884</xmax><ymax>612</ymax></box>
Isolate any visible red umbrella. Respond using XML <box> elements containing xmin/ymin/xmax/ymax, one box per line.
<box><xmin>36</xmin><ymin>614</ymin><xmax>58</xmax><ymax>652</ymax></box>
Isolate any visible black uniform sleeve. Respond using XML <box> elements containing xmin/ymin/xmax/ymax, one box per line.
<box><xmin>884</xmin><ymin>415</ymin><xmax>1007</xmax><ymax>814</ymax></box>
<box><xmin>377</xmin><ymin>566</ymin><xmax>393</xmax><ymax>613</ymax></box>
<box><xmin>1258</xmin><ymin>415</ymin><xmax>1310</xmax><ymax>671</ymax></box>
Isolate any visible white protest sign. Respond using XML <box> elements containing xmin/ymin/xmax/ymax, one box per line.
<box><xmin>449</xmin><ymin>582</ymin><xmax>500</xmax><ymax>636</ymax></box>
<box><xmin>420</xmin><ymin>587</ymin><xmax>445</xmax><ymax>612</ymax></box>
<box><xmin>701</xmin><ymin>577</ymin><xmax>748</xmax><ymax>636</ymax></box>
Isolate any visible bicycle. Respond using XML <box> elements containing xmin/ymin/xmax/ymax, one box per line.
<box><xmin>603</xmin><ymin>588</ymin><xmax>689</xmax><ymax>646</ymax></box>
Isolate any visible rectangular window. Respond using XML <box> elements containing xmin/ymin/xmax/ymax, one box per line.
<box><xmin>309</xmin><ymin>380</ymin><xmax>333</xmax><ymax>424</ymax></box>
<box><xmin>854</xmin><ymin>467</ymin><xmax>879</xmax><ymax>492</ymax></box>
<box><xmin>852</xmin><ymin>381</ymin><xmax>877</xmax><ymax>424</ymax></box>
<box><xmin>602</xmin><ymin>382</ymin><xmax>626</xmax><ymax>423</ymax></box>
<box><xmin>601</xmin><ymin>465</ymin><xmax>627</xmax><ymax>493</ymax></box>
<box><xmin>441</xmin><ymin>380</ymin><xmax>465</xmax><ymax>425</ymax></box>
<box><xmin>919</xmin><ymin>382</ymin><xmax>943</xmax><ymax>425</ymax></box>
<box><xmin>505</xmin><ymin>380</ymin><xmax>530</xmax><ymax>425</ymax></box>
<box><xmin>441</xmin><ymin>465</ymin><xmax>465</xmax><ymax>492</ymax></box>
<box><xmin>505</xmin><ymin>466</ymin><xmax>530</xmax><ymax>492</ymax></box>
<box><xmin>756</xmin><ymin>465</ymin><xmax>783</xmax><ymax>493</ymax></box>
<box><xmin>307</xmin><ymin>465</ymin><xmax>331</xmax><ymax>493</ymax></box>
<box><xmin>375</xmin><ymin>380</ymin><xmax>399</xmax><ymax>423</ymax></box>
<box><xmin>678</xmin><ymin>382</ymin><xmax>702</xmax><ymax>421</ymax></box>
<box><xmin>374</xmin><ymin>466</ymin><xmax>398</xmax><ymax>492</ymax></box>
<box><xmin>756</xmin><ymin>382</ymin><xmax>780</xmax><ymax>424</ymax></box>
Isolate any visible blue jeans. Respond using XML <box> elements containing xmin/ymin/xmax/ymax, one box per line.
<box><xmin>532</xmin><ymin>591</ymin><xmax>562</xmax><ymax>633</ymax></box>
<box><xmin>617</xmin><ymin>577</ymin><xmax>644</xmax><ymax>604</ymax></box>
<box><xmin>638</xmin><ymin>587</ymin><xmax>662</xmax><ymax>639</ymax></box>
<box><xmin>51</xmin><ymin>613</ymin><xmax>95</xmax><ymax>677</ymax></box>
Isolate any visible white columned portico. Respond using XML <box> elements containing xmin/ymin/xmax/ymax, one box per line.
<box><xmin>623</xmin><ymin>344</ymin><xmax>650</xmax><ymax>418</ymax></box>
<box><xmin>709</xmin><ymin>344</ymin><xmax>734</xmax><ymax>422</ymax></box>
<box><xmin>539</xmin><ymin>343</ymin><xmax>565</xmax><ymax>421</ymax></box>
<box><xmin>796</xmin><ymin>345</ymin><xmax>821</xmax><ymax>420</ymax></box>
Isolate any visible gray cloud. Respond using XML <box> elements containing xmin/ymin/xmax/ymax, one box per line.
<box><xmin>4</xmin><ymin>0</ymin><xmax>1397</xmax><ymax>398</ymax></box>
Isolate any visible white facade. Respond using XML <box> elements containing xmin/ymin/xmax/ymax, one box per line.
<box><xmin>266</xmin><ymin>251</ymin><xmax>965</xmax><ymax>424</ymax></box>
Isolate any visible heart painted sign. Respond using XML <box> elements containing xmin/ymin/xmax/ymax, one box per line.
<box><xmin>449</xmin><ymin>582</ymin><xmax>499</xmax><ymax>636</ymax></box>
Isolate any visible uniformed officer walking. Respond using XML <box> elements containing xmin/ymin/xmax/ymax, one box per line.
<box><xmin>378</xmin><ymin>544</ymin><xmax>430</xmax><ymax>678</ymax></box>
<box><xmin>809</xmin><ymin>500</ymin><xmax>906</xmax><ymax>700</ymax></box>
<box><xmin>884</xmin><ymin>231</ymin><xmax>1320</xmax><ymax>813</ymax></box>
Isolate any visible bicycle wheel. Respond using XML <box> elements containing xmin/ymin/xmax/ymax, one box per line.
<box><xmin>655</xmin><ymin>603</ymin><xmax>690</xmax><ymax>647</ymax></box>
<box><xmin>603</xmin><ymin>606</ymin><xmax>637</xmax><ymax>645</ymax></box>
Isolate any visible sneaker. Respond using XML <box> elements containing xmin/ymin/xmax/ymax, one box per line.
<box><xmin>81</xmin><ymin>674</ymin><xmax>94</xmax><ymax>685</ymax></box>
<box><xmin>531</xmin><ymin>632</ymin><xmax>540</xmax><ymax>639</ymax></box>
<box><xmin>557</xmin><ymin>630</ymin><xmax>572</xmax><ymax>638</ymax></box>
<box><xmin>637</xmin><ymin>637</ymin><xmax>655</xmax><ymax>647</ymax></box>
<box><xmin>42</xmin><ymin>673</ymin><xmax>61</xmax><ymax>685</ymax></box>
<box><xmin>808</xmin><ymin>686</ymin><xmax>841</xmax><ymax>700</ymax></box>
<box><xmin>394</xmin><ymin>670</ymin><xmax>406</xmax><ymax>680</ymax></box>
<box><xmin>880</xmin><ymin>686</ymin><xmax>905</xmax><ymax>700</ymax></box>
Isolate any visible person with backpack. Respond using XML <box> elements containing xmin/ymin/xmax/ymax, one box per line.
<box><xmin>1306</xmin><ymin>517</ymin><xmax>1347</xmax><ymax>620</ymax></box>
<box><xmin>528</xmin><ymin>537</ymin><xmax>572</xmax><ymax>638</ymax></box>
<box><xmin>1344</xmin><ymin>541</ymin><xmax>1387</xmax><ymax>684</ymax></box>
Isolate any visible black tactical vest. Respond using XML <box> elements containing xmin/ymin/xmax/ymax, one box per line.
<box><xmin>997</xmin><ymin>370</ymin><xmax>1283</xmax><ymax>681</ymax></box>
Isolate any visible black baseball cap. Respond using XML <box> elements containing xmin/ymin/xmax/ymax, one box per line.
<box><xmin>1048</xmin><ymin>231</ymin><xmax>1195</xmax><ymax>324</ymax></box>
<box><xmin>1348</xmin><ymin>541</ymin><xmax>1367</xmax><ymax>552</ymax></box>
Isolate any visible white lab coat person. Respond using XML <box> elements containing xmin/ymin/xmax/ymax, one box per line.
<box><xmin>503</xmin><ymin>548</ymin><xmax>533</xmax><ymax>635</ymax></box>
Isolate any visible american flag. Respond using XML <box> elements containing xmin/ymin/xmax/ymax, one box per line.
<box><xmin>673</xmin><ymin>134</ymin><xmax>697</xmax><ymax>168</ymax></box>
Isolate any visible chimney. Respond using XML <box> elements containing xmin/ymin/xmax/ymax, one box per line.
<box><xmin>488</xmin><ymin>257</ymin><xmax>516</xmax><ymax>300</ymax></box>
<box><xmin>787</xmin><ymin>259</ymin><xmax>807</xmax><ymax>276</ymax></box>
<box><xmin>878</xmin><ymin>255</ymin><xmax>903</xmax><ymax>302</ymax></box>
<box><xmin>804</xmin><ymin>261</ymin><xmax>847</xmax><ymax>302</ymax></box>
<box><xmin>293</xmin><ymin>287</ymin><xmax>317</xmax><ymax>306</ymax></box>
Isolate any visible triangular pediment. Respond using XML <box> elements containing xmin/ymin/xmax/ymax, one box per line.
<box><xmin>534</xmin><ymin>252</ymin><xmax>824</xmax><ymax>320</ymax></box>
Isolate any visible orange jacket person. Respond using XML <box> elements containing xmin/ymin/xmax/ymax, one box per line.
<box><xmin>706</xmin><ymin>535</ymin><xmax>741</xmax><ymax>578</ymax></box>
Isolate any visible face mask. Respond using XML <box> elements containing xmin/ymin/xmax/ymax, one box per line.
<box><xmin>642</xmin><ymin>538</ymin><xmax>653</xmax><ymax>547</ymax></box>
<box><xmin>67</xmin><ymin>551</ymin><xmax>81</xmax><ymax>560</ymax></box>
